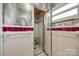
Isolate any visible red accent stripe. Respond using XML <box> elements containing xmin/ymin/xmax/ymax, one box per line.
<box><xmin>47</xmin><ymin>27</ymin><xmax>79</xmax><ymax>31</ymax></box>
<box><xmin>3</xmin><ymin>27</ymin><xmax>33</xmax><ymax>32</ymax></box>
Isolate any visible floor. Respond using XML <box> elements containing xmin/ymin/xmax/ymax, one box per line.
<box><xmin>34</xmin><ymin>44</ymin><xmax>43</xmax><ymax>55</ymax></box>
<box><xmin>34</xmin><ymin>45</ymin><xmax>47</xmax><ymax>56</ymax></box>
<box><xmin>37</xmin><ymin>52</ymin><xmax>47</xmax><ymax>56</ymax></box>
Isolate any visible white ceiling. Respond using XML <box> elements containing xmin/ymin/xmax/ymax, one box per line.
<box><xmin>34</xmin><ymin>3</ymin><xmax>61</xmax><ymax>12</ymax></box>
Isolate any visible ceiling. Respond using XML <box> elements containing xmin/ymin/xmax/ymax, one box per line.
<box><xmin>34</xmin><ymin>3</ymin><xmax>61</xmax><ymax>12</ymax></box>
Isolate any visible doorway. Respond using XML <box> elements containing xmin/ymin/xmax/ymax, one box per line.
<box><xmin>34</xmin><ymin>8</ymin><xmax>45</xmax><ymax>55</ymax></box>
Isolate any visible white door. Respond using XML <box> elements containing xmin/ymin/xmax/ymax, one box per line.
<box><xmin>44</xmin><ymin>12</ymin><xmax>52</xmax><ymax>56</ymax></box>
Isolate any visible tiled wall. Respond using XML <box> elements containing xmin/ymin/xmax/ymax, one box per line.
<box><xmin>52</xmin><ymin>31</ymin><xmax>79</xmax><ymax>56</ymax></box>
<box><xmin>47</xmin><ymin>18</ymin><xmax>79</xmax><ymax>56</ymax></box>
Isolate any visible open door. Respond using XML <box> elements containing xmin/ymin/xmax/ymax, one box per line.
<box><xmin>44</xmin><ymin>11</ymin><xmax>52</xmax><ymax>56</ymax></box>
<box><xmin>34</xmin><ymin>7</ymin><xmax>45</xmax><ymax>55</ymax></box>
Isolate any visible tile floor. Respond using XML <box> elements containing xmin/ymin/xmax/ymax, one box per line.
<box><xmin>37</xmin><ymin>52</ymin><xmax>47</xmax><ymax>56</ymax></box>
<box><xmin>34</xmin><ymin>45</ymin><xmax>47</xmax><ymax>56</ymax></box>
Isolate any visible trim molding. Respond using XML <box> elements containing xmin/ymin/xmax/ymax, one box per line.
<box><xmin>47</xmin><ymin>27</ymin><xmax>79</xmax><ymax>31</ymax></box>
<box><xmin>3</xmin><ymin>27</ymin><xmax>33</xmax><ymax>32</ymax></box>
